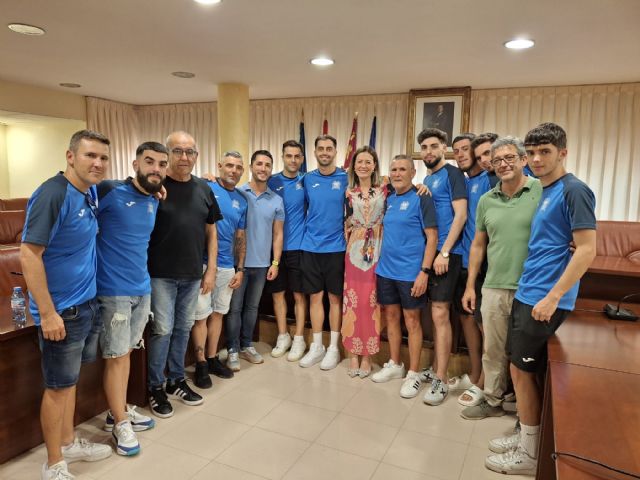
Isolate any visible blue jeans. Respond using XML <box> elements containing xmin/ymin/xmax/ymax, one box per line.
<box><xmin>225</xmin><ymin>267</ymin><xmax>268</xmax><ymax>353</ymax></box>
<box><xmin>147</xmin><ymin>278</ymin><xmax>200</xmax><ymax>388</ymax></box>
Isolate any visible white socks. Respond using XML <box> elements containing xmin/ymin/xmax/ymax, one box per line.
<box><xmin>293</xmin><ymin>335</ymin><xmax>304</xmax><ymax>342</ymax></box>
<box><xmin>329</xmin><ymin>330</ymin><xmax>340</xmax><ymax>348</ymax></box>
<box><xmin>313</xmin><ymin>332</ymin><xmax>323</xmax><ymax>346</ymax></box>
<box><xmin>519</xmin><ymin>423</ymin><xmax>540</xmax><ymax>458</ymax></box>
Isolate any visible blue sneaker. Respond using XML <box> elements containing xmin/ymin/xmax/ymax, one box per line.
<box><xmin>104</xmin><ymin>405</ymin><xmax>155</xmax><ymax>432</ymax></box>
<box><xmin>112</xmin><ymin>420</ymin><xmax>140</xmax><ymax>456</ymax></box>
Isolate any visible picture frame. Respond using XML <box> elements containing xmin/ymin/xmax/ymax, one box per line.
<box><xmin>406</xmin><ymin>87</ymin><xmax>471</xmax><ymax>159</ymax></box>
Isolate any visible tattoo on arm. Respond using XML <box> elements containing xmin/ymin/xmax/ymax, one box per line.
<box><xmin>235</xmin><ymin>229</ymin><xmax>246</xmax><ymax>269</ymax></box>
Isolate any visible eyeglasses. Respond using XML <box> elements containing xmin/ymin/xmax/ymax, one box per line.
<box><xmin>490</xmin><ymin>154</ymin><xmax>520</xmax><ymax>168</ymax></box>
<box><xmin>171</xmin><ymin>148</ymin><xmax>198</xmax><ymax>159</ymax></box>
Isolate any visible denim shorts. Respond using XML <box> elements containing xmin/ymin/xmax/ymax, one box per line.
<box><xmin>194</xmin><ymin>266</ymin><xmax>236</xmax><ymax>319</ymax></box>
<box><xmin>38</xmin><ymin>299</ymin><xmax>101</xmax><ymax>389</ymax></box>
<box><xmin>98</xmin><ymin>295</ymin><xmax>151</xmax><ymax>358</ymax></box>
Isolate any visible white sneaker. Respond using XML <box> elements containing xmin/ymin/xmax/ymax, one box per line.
<box><xmin>371</xmin><ymin>359</ymin><xmax>406</xmax><ymax>383</ymax></box>
<box><xmin>423</xmin><ymin>377</ymin><xmax>449</xmax><ymax>406</ymax></box>
<box><xmin>485</xmin><ymin>446</ymin><xmax>537</xmax><ymax>475</ymax></box>
<box><xmin>419</xmin><ymin>366</ymin><xmax>435</xmax><ymax>383</ymax></box>
<box><xmin>399</xmin><ymin>371</ymin><xmax>422</xmax><ymax>398</ymax></box>
<box><xmin>240</xmin><ymin>346</ymin><xmax>264</xmax><ymax>364</ymax></box>
<box><xmin>62</xmin><ymin>437</ymin><xmax>112</xmax><ymax>464</ymax></box>
<box><xmin>489</xmin><ymin>432</ymin><xmax>520</xmax><ymax>454</ymax></box>
<box><xmin>104</xmin><ymin>404</ymin><xmax>155</xmax><ymax>432</ymax></box>
<box><xmin>448</xmin><ymin>373</ymin><xmax>473</xmax><ymax>391</ymax></box>
<box><xmin>299</xmin><ymin>343</ymin><xmax>325</xmax><ymax>368</ymax></box>
<box><xmin>41</xmin><ymin>461</ymin><xmax>74</xmax><ymax>480</ymax></box>
<box><xmin>112</xmin><ymin>420</ymin><xmax>140</xmax><ymax>456</ymax></box>
<box><xmin>227</xmin><ymin>351</ymin><xmax>241</xmax><ymax>371</ymax></box>
<box><xmin>271</xmin><ymin>333</ymin><xmax>292</xmax><ymax>357</ymax></box>
<box><xmin>287</xmin><ymin>337</ymin><xmax>306</xmax><ymax>362</ymax></box>
<box><xmin>320</xmin><ymin>345</ymin><xmax>340</xmax><ymax>370</ymax></box>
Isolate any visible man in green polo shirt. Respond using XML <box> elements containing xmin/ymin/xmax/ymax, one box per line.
<box><xmin>460</xmin><ymin>136</ymin><xmax>542</xmax><ymax>425</ymax></box>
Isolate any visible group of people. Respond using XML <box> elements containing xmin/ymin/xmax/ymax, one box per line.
<box><xmin>21</xmin><ymin>121</ymin><xmax>596</xmax><ymax>480</ymax></box>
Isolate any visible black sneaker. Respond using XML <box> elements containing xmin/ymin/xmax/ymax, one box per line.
<box><xmin>148</xmin><ymin>387</ymin><xmax>174</xmax><ymax>418</ymax></box>
<box><xmin>194</xmin><ymin>361</ymin><xmax>213</xmax><ymax>389</ymax></box>
<box><xmin>165</xmin><ymin>378</ymin><xmax>204</xmax><ymax>406</ymax></box>
<box><xmin>208</xmin><ymin>356</ymin><xmax>234</xmax><ymax>379</ymax></box>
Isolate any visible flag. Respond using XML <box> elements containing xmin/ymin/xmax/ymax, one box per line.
<box><xmin>299</xmin><ymin>111</ymin><xmax>307</xmax><ymax>173</ymax></box>
<box><xmin>343</xmin><ymin>113</ymin><xmax>358</xmax><ymax>169</ymax></box>
<box><xmin>368</xmin><ymin>115</ymin><xmax>377</xmax><ymax>149</ymax></box>
<box><xmin>322</xmin><ymin>119</ymin><xmax>328</xmax><ymax>135</ymax></box>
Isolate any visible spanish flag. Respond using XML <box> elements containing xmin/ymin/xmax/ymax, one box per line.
<box><xmin>343</xmin><ymin>112</ymin><xmax>358</xmax><ymax>169</ymax></box>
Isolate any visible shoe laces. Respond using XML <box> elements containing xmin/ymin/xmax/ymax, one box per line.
<box><xmin>430</xmin><ymin>378</ymin><xmax>445</xmax><ymax>394</ymax></box>
<box><xmin>48</xmin><ymin>463</ymin><xmax>74</xmax><ymax>480</ymax></box>
<box><xmin>229</xmin><ymin>352</ymin><xmax>239</xmax><ymax>361</ymax></box>
<box><xmin>152</xmin><ymin>387</ymin><xmax>169</xmax><ymax>403</ymax></box>
<box><xmin>116</xmin><ymin>422</ymin><xmax>136</xmax><ymax>442</ymax></box>
<box><xmin>499</xmin><ymin>446</ymin><xmax>530</xmax><ymax>462</ymax></box>
<box><xmin>245</xmin><ymin>346</ymin><xmax>258</xmax><ymax>355</ymax></box>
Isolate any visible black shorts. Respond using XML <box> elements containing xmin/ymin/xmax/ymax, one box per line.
<box><xmin>507</xmin><ymin>299</ymin><xmax>569</xmax><ymax>373</ymax></box>
<box><xmin>428</xmin><ymin>252</ymin><xmax>462</xmax><ymax>303</ymax></box>
<box><xmin>454</xmin><ymin>268</ymin><xmax>486</xmax><ymax>324</ymax></box>
<box><xmin>267</xmin><ymin>250</ymin><xmax>304</xmax><ymax>294</ymax></box>
<box><xmin>376</xmin><ymin>275</ymin><xmax>426</xmax><ymax>310</ymax></box>
<box><xmin>301</xmin><ymin>251</ymin><xmax>345</xmax><ymax>296</ymax></box>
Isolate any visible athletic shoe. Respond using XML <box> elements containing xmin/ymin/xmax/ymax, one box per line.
<box><xmin>287</xmin><ymin>337</ymin><xmax>306</xmax><ymax>362</ymax></box>
<box><xmin>208</xmin><ymin>355</ymin><xmax>234</xmax><ymax>378</ymax></box>
<box><xmin>112</xmin><ymin>420</ymin><xmax>140</xmax><ymax>456</ymax></box>
<box><xmin>41</xmin><ymin>460</ymin><xmax>74</xmax><ymax>480</ymax></box>
<box><xmin>448</xmin><ymin>373</ymin><xmax>473</xmax><ymax>391</ymax></box>
<box><xmin>423</xmin><ymin>377</ymin><xmax>449</xmax><ymax>406</ymax></box>
<box><xmin>149</xmin><ymin>386</ymin><xmax>174</xmax><ymax>418</ymax></box>
<box><xmin>194</xmin><ymin>361</ymin><xmax>213</xmax><ymax>389</ymax></box>
<box><xmin>104</xmin><ymin>405</ymin><xmax>155</xmax><ymax>432</ymax></box>
<box><xmin>461</xmin><ymin>400</ymin><xmax>506</xmax><ymax>420</ymax></box>
<box><xmin>419</xmin><ymin>366</ymin><xmax>436</xmax><ymax>383</ymax></box>
<box><xmin>319</xmin><ymin>345</ymin><xmax>340</xmax><ymax>370</ymax></box>
<box><xmin>62</xmin><ymin>437</ymin><xmax>112</xmax><ymax>464</ymax></box>
<box><xmin>489</xmin><ymin>432</ymin><xmax>520</xmax><ymax>454</ymax></box>
<box><xmin>240</xmin><ymin>346</ymin><xmax>264</xmax><ymax>364</ymax></box>
<box><xmin>299</xmin><ymin>343</ymin><xmax>326</xmax><ymax>368</ymax></box>
<box><xmin>271</xmin><ymin>333</ymin><xmax>292</xmax><ymax>357</ymax></box>
<box><xmin>165</xmin><ymin>378</ymin><xmax>204</xmax><ymax>406</ymax></box>
<box><xmin>485</xmin><ymin>446</ymin><xmax>536</xmax><ymax>475</ymax></box>
<box><xmin>227</xmin><ymin>351</ymin><xmax>241</xmax><ymax>372</ymax></box>
<box><xmin>400</xmin><ymin>370</ymin><xmax>422</xmax><ymax>398</ymax></box>
<box><xmin>371</xmin><ymin>359</ymin><xmax>406</xmax><ymax>383</ymax></box>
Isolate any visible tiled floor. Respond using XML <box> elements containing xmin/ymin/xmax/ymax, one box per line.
<box><xmin>1</xmin><ymin>342</ymin><xmax>531</xmax><ymax>480</ymax></box>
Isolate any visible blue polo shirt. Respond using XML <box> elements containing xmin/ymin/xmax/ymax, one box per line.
<box><xmin>268</xmin><ymin>172</ymin><xmax>305</xmax><ymax>251</ymax></box>
<box><xmin>523</xmin><ymin>164</ymin><xmax>535</xmax><ymax>177</ymax></box>
<box><xmin>488</xmin><ymin>172</ymin><xmax>499</xmax><ymax>188</ymax></box>
<box><xmin>238</xmin><ymin>183</ymin><xmax>285</xmax><ymax>268</ymax></box>
<box><xmin>423</xmin><ymin>163</ymin><xmax>467</xmax><ymax>255</ymax></box>
<box><xmin>210</xmin><ymin>181</ymin><xmax>247</xmax><ymax>268</ymax></box>
<box><xmin>515</xmin><ymin>174</ymin><xmax>596</xmax><ymax>311</ymax></box>
<box><xmin>22</xmin><ymin>174</ymin><xmax>98</xmax><ymax>325</ymax></box>
<box><xmin>301</xmin><ymin>168</ymin><xmax>348</xmax><ymax>253</ymax></box>
<box><xmin>376</xmin><ymin>187</ymin><xmax>438</xmax><ymax>282</ymax></box>
<box><xmin>96</xmin><ymin>178</ymin><xmax>158</xmax><ymax>296</ymax></box>
<box><xmin>462</xmin><ymin>170</ymin><xmax>492</xmax><ymax>268</ymax></box>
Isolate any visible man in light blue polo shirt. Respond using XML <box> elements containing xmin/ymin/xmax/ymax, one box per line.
<box><xmin>225</xmin><ymin>150</ymin><xmax>285</xmax><ymax>371</ymax></box>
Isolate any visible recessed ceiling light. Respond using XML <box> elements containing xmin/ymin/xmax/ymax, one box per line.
<box><xmin>59</xmin><ymin>83</ymin><xmax>81</xmax><ymax>88</ymax></box>
<box><xmin>172</xmin><ymin>71</ymin><xmax>196</xmax><ymax>78</ymax></box>
<box><xmin>194</xmin><ymin>0</ymin><xmax>222</xmax><ymax>4</ymax></box>
<box><xmin>504</xmin><ymin>39</ymin><xmax>535</xmax><ymax>50</ymax></box>
<box><xmin>310</xmin><ymin>57</ymin><xmax>334</xmax><ymax>66</ymax></box>
<box><xmin>8</xmin><ymin>23</ymin><xmax>45</xmax><ymax>35</ymax></box>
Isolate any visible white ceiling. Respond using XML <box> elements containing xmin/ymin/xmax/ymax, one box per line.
<box><xmin>1</xmin><ymin>0</ymin><xmax>639</xmax><ymax>105</ymax></box>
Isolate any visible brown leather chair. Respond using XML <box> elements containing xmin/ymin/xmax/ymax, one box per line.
<box><xmin>0</xmin><ymin>198</ymin><xmax>29</xmax><ymax>212</ymax></box>
<box><xmin>0</xmin><ymin>210</ymin><xmax>26</xmax><ymax>246</ymax></box>
<box><xmin>595</xmin><ymin>220</ymin><xmax>640</xmax><ymax>263</ymax></box>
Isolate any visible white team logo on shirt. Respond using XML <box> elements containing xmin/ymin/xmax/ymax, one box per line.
<box><xmin>400</xmin><ymin>201</ymin><xmax>410</xmax><ymax>211</ymax></box>
<box><xmin>471</xmin><ymin>184</ymin><xmax>479</xmax><ymax>194</ymax></box>
<box><xmin>148</xmin><ymin>203</ymin><xmax>154</xmax><ymax>214</ymax></box>
<box><xmin>431</xmin><ymin>179</ymin><xmax>441</xmax><ymax>189</ymax></box>
<box><xmin>312</xmin><ymin>183</ymin><xmax>320</xmax><ymax>188</ymax></box>
<box><xmin>126</xmin><ymin>201</ymin><xmax>136</xmax><ymax>207</ymax></box>
<box><xmin>78</xmin><ymin>209</ymin><xmax>86</xmax><ymax>217</ymax></box>
<box><xmin>232</xmin><ymin>200</ymin><xmax>240</xmax><ymax>209</ymax></box>
<box><xmin>540</xmin><ymin>198</ymin><xmax>551</xmax><ymax>212</ymax></box>
<box><xmin>331</xmin><ymin>181</ymin><xmax>341</xmax><ymax>190</ymax></box>
<box><xmin>295</xmin><ymin>182</ymin><xmax>303</xmax><ymax>190</ymax></box>
<box><xmin>276</xmin><ymin>186</ymin><xmax>284</xmax><ymax>191</ymax></box>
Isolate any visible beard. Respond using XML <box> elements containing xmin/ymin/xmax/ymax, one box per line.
<box><xmin>423</xmin><ymin>155</ymin><xmax>443</xmax><ymax>169</ymax></box>
<box><xmin>137</xmin><ymin>171</ymin><xmax>163</xmax><ymax>194</ymax></box>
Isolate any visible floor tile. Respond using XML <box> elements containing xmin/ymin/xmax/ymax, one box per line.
<box><xmin>469</xmin><ymin>414</ymin><xmax>519</xmax><ymax>449</ymax></box>
<box><xmin>190</xmin><ymin>461</ymin><xmax>268</xmax><ymax>480</ymax></box>
<box><xmin>202</xmin><ymin>388</ymin><xmax>282</xmax><ymax>425</ymax></box>
<box><xmin>282</xmin><ymin>444</ymin><xmax>378</xmax><ymax>480</ymax></box>
<box><xmin>342</xmin><ymin>388</ymin><xmax>414</xmax><ymax>427</ymax></box>
<box><xmin>217</xmin><ymin>428</ymin><xmax>309</xmax><ymax>480</ymax></box>
<box><xmin>371</xmin><ymin>463</ymin><xmax>441</xmax><ymax>480</ymax></box>
<box><xmin>316</xmin><ymin>413</ymin><xmax>399</xmax><ymax>460</ymax></box>
<box><xmin>460</xmin><ymin>446</ymin><xmax>532</xmax><ymax>480</ymax></box>
<box><xmin>383</xmin><ymin>429</ymin><xmax>467</xmax><ymax>480</ymax></box>
<box><xmin>402</xmin><ymin>396</ymin><xmax>474</xmax><ymax>444</ymax></box>
<box><xmin>288</xmin><ymin>377</ymin><xmax>360</xmax><ymax>412</ymax></box>
<box><xmin>237</xmin><ymin>368</ymin><xmax>309</xmax><ymax>399</ymax></box>
<box><xmin>257</xmin><ymin>400</ymin><xmax>337</xmax><ymax>441</ymax></box>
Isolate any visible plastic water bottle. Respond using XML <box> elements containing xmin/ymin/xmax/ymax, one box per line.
<box><xmin>11</xmin><ymin>286</ymin><xmax>26</xmax><ymax>328</ymax></box>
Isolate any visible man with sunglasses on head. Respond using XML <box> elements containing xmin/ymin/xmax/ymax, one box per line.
<box><xmin>146</xmin><ymin>131</ymin><xmax>222</xmax><ymax>419</ymax></box>
<box><xmin>21</xmin><ymin>130</ymin><xmax>113</xmax><ymax>480</ymax></box>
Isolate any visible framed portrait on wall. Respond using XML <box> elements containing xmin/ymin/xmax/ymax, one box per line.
<box><xmin>406</xmin><ymin>87</ymin><xmax>471</xmax><ymax>159</ymax></box>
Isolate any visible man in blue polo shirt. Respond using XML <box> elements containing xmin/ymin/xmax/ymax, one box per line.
<box><xmin>96</xmin><ymin>141</ymin><xmax>168</xmax><ymax>456</ymax></box>
<box><xmin>486</xmin><ymin>123</ymin><xmax>596</xmax><ymax>476</ymax></box>
<box><xmin>267</xmin><ymin>140</ymin><xmax>308</xmax><ymax>361</ymax></box>
<box><xmin>418</xmin><ymin>128</ymin><xmax>468</xmax><ymax>406</ymax></box>
<box><xmin>225</xmin><ymin>150</ymin><xmax>284</xmax><ymax>371</ymax></box>
<box><xmin>471</xmin><ymin>133</ymin><xmax>500</xmax><ymax>188</ymax></box>
<box><xmin>371</xmin><ymin>155</ymin><xmax>438</xmax><ymax>399</ymax></box>
<box><xmin>21</xmin><ymin>130</ymin><xmax>113</xmax><ymax>480</ymax></box>
<box><xmin>191</xmin><ymin>151</ymin><xmax>247</xmax><ymax>387</ymax></box>
<box><xmin>299</xmin><ymin>135</ymin><xmax>349</xmax><ymax>370</ymax></box>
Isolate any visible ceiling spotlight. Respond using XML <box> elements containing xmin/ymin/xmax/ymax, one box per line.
<box><xmin>59</xmin><ymin>83</ymin><xmax>81</xmax><ymax>88</ymax></box>
<box><xmin>504</xmin><ymin>39</ymin><xmax>535</xmax><ymax>50</ymax></box>
<box><xmin>193</xmin><ymin>0</ymin><xmax>222</xmax><ymax>4</ymax></box>
<box><xmin>172</xmin><ymin>71</ymin><xmax>196</xmax><ymax>78</ymax></box>
<box><xmin>310</xmin><ymin>57</ymin><xmax>334</xmax><ymax>66</ymax></box>
<box><xmin>8</xmin><ymin>23</ymin><xmax>45</xmax><ymax>35</ymax></box>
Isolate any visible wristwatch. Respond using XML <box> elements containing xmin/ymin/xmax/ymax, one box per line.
<box><xmin>421</xmin><ymin>267</ymin><xmax>433</xmax><ymax>275</ymax></box>
<box><xmin>271</xmin><ymin>260</ymin><xmax>280</xmax><ymax>267</ymax></box>
<box><xmin>441</xmin><ymin>251</ymin><xmax>450</xmax><ymax>259</ymax></box>
<box><xmin>236</xmin><ymin>267</ymin><xmax>246</xmax><ymax>273</ymax></box>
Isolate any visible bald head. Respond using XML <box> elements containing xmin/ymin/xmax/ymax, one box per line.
<box><xmin>165</xmin><ymin>130</ymin><xmax>198</xmax><ymax>181</ymax></box>
<box><xmin>166</xmin><ymin>131</ymin><xmax>197</xmax><ymax>151</ymax></box>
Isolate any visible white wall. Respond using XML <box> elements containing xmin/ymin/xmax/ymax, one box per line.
<box><xmin>0</xmin><ymin>125</ymin><xmax>9</xmax><ymax>197</ymax></box>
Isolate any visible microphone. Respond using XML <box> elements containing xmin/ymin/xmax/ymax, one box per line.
<box><xmin>604</xmin><ymin>292</ymin><xmax>639</xmax><ymax>321</ymax></box>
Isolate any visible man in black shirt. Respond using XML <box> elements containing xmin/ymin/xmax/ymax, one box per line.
<box><xmin>147</xmin><ymin>131</ymin><xmax>222</xmax><ymax>418</ymax></box>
